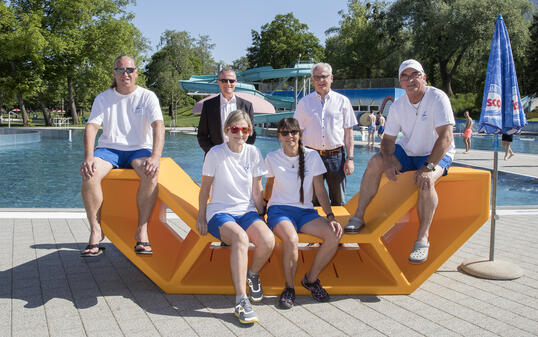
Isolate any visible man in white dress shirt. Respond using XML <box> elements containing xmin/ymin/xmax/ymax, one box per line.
<box><xmin>294</xmin><ymin>63</ymin><xmax>358</xmax><ymax>206</ymax></box>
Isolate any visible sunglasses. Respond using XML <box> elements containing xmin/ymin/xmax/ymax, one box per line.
<box><xmin>279</xmin><ymin>130</ymin><xmax>299</xmax><ymax>136</ymax></box>
<box><xmin>312</xmin><ymin>74</ymin><xmax>330</xmax><ymax>81</ymax></box>
<box><xmin>114</xmin><ymin>67</ymin><xmax>136</xmax><ymax>74</ymax></box>
<box><xmin>219</xmin><ymin>79</ymin><xmax>236</xmax><ymax>84</ymax></box>
<box><xmin>229</xmin><ymin>126</ymin><xmax>251</xmax><ymax>134</ymax></box>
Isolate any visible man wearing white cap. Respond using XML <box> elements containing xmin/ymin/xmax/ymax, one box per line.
<box><xmin>344</xmin><ymin>59</ymin><xmax>455</xmax><ymax>264</ymax></box>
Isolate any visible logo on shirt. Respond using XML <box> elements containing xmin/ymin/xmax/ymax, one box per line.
<box><xmin>135</xmin><ymin>105</ymin><xmax>144</xmax><ymax>114</ymax></box>
<box><xmin>420</xmin><ymin>110</ymin><xmax>428</xmax><ymax>120</ymax></box>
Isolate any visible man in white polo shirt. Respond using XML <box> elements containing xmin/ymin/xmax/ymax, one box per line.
<box><xmin>345</xmin><ymin>59</ymin><xmax>455</xmax><ymax>264</ymax></box>
<box><xmin>294</xmin><ymin>62</ymin><xmax>358</xmax><ymax>206</ymax></box>
<box><xmin>79</xmin><ymin>54</ymin><xmax>165</xmax><ymax>257</ymax></box>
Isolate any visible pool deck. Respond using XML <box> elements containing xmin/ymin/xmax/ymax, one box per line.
<box><xmin>1</xmin><ymin>208</ymin><xmax>537</xmax><ymax>337</ymax></box>
<box><xmin>1</xmin><ymin>128</ymin><xmax>537</xmax><ymax>336</ymax></box>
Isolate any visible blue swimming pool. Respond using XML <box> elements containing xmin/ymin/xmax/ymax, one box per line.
<box><xmin>0</xmin><ymin>129</ymin><xmax>536</xmax><ymax>208</ymax></box>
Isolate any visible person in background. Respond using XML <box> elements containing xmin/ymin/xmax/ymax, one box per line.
<box><xmin>463</xmin><ymin>110</ymin><xmax>473</xmax><ymax>154</ymax></box>
<box><xmin>294</xmin><ymin>62</ymin><xmax>358</xmax><ymax>206</ymax></box>
<box><xmin>502</xmin><ymin>133</ymin><xmax>515</xmax><ymax>160</ymax></box>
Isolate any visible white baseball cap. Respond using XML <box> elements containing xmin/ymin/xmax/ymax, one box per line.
<box><xmin>398</xmin><ymin>59</ymin><xmax>424</xmax><ymax>79</ymax></box>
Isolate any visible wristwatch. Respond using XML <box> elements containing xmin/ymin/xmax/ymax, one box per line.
<box><xmin>424</xmin><ymin>162</ymin><xmax>436</xmax><ymax>171</ymax></box>
<box><xmin>347</xmin><ymin>156</ymin><xmax>354</xmax><ymax>161</ymax></box>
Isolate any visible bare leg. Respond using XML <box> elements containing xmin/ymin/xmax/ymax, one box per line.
<box><xmin>131</xmin><ymin>158</ymin><xmax>159</xmax><ymax>250</ymax></box>
<box><xmin>300</xmin><ymin>217</ymin><xmax>340</xmax><ymax>282</ymax></box>
<box><xmin>220</xmin><ymin>222</ymin><xmax>250</xmax><ymax>295</ymax></box>
<box><xmin>81</xmin><ymin>158</ymin><xmax>113</xmax><ymax>253</ymax></box>
<box><xmin>245</xmin><ymin>220</ymin><xmax>275</xmax><ymax>273</ymax></box>
<box><xmin>415</xmin><ymin>167</ymin><xmax>444</xmax><ymax>243</ymax></box>
<box><xmin>273</xmin><ymin>221</ymin><xmax>299</xmax><ymax>288</ymax></box>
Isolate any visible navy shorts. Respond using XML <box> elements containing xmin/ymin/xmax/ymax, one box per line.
<box><xmin>267</xmin><ymin>205</ymin><xmax>320</xmax><ymax>232</ymax></box>
<box><xmin>94</xmin><ymin>148</ymin><xmax>152</xmax><ymax>168</ymax></box>
<box><xmin>378</xmin><ymin>126</ymin><xmax>385</xmax><ymax>135</ymax></box>
<box><xmin>394</xmin><ymin>144</ymin><xmax>452</xmax><ymax>176</ymax></box>
<box><xmin>207</xmin><ymin>211</ymin><xmax>262</xmax><ymax>240</ymax></box>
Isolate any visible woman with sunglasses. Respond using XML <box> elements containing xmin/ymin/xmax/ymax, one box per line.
<box><xmin>264</xmin><ymin>118</ymin><xmax>342</xmax><ymax>309</ymax></box>
<box><xmin>197</xmin><ymin>110</ymin><xmax>275</xmax><ymax>324</ymax></box>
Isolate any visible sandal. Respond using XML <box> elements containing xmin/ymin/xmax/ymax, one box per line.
<box><xmin>344</xmin><ymin>217</ymin><xmax>365</xmax><ymax>234</ymax></box>
<box><xmin>81</xmin><ymin>244</ymin><xmax>105</xmax><ymax>257</ymax></box>
<box><xmin>134</xmin><ymin>241</ymin><xmax>153</xmax><ymax>255</ymax></box>
<box><xmin>409</xmin><ymin>241</ymin><xmax>429</xmax><ymax>264</ymax></box>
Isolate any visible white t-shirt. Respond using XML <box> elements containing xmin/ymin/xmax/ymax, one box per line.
<box><xmin>88</xmin><ymin>87</ymin><xmax>163</xmax><ymax>151</ymax></box>
<box><xmin>265</xmin><ymin>148</ymin><xmax>327</xmax><ymax>209</ymax></box>
<box><xmin>294</xmin><ymin>90</ymin><xmax>357</xmax><ymax>150</ymax></box>
<box><xmin>384</xmin><ymin>86</ymin><xmax>456</xmax><ymax>159</ymax></box>
<box><xmin>202</xmin><ymin>143</ymin><xmax>267</xmax><ymax>221</ymax></box>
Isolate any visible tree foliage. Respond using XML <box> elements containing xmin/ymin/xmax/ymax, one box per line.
<box><xmin>386</xmin><ymin>0</ymin><xmax>533</xmax><ymax>96</ymax></box>
<box><xmin>145</xmin><ymin>30</ymin><xmax>216</xmax><ymax>119</ymax></box>
<box><xmin>247</xmin><ymin>13</ymin><xmax>324</xmax><ymax>69</ymax></box>
<box><xmin>325</xmin><ymin>0</ymin><xmax>407</xmax><ymax>80</ymax></box>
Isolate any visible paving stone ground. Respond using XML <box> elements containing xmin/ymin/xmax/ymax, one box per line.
<box><xmin>1</xmin><ymin>209</ymin><xmax>537</xmax><ymax>337</ymax></box>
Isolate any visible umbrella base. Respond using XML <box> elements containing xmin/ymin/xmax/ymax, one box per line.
<box><xmin>459</xmin><ymin>259</ymin><xmax>523</xmax><ymax>280</ymax></box>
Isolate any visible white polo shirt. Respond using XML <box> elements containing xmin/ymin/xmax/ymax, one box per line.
<box><xmin>202</xmin><ymin>143</ymin><xmax>267</xmax><ymax>221</ymax></box>
<box><xmin>88</xmin><ymin>87</ymin><xmax>163</xmax><ymax>151</ymax></box>
<box><xmin>384</xmin><ymin>86</ymin><xmax>456</xmax><ymax>158</ymax></box>
<box><xmin>265</xmin><ymin>148</ymin><xmax>326</xmax><ymax>209</ymax></box>
<box><xmin>294</xmin><ymin>90</ymin><xmax>357</xmax><ymax>150</ymax></box>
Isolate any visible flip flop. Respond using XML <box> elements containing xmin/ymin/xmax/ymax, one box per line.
<box><xmin>344</xmin><ymin>217</ymin><xmax>365</xmax><ymax>234</ymax></box>
<box><xmin>81</xmin><ymin>244</ymin><xmax>105</xmax><ymax>257</ymax></box>
<box><xmin>134</xmin><ymin>241</ymin><xmax>153</xmax><ymax>255</ymax></box>
<box><xmin>409</xmin><ymin>241</ymin><xmax>430</xmax><ymax>264</ymax></box>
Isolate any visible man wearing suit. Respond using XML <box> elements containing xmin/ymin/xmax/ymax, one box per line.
<box><xmin>197</xmin><ymin>67</ymin><xmax>256</xmax><ymax>153</ymax></box>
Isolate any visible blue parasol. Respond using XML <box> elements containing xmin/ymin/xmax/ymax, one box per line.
<box><xmin>462</xmin><ymin>15</ymin><xmax>526</xmax><ymax>279</ymax></box>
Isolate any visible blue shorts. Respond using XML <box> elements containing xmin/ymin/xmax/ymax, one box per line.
<box><xmin>368</xmin><ymin>125</ymin><xmax>376</xmax><ymax>133</ymax></box>
<box><xmin>94</xmin><ymin>148</ymin><xmax>152</xmax><ymax>169</ymax></box>
<box><xmin>207</xmin><ymin>211</ymin><xmax>262</xmax><ymax>240</ymax></box>
<box><xmin>378</xmin><ymin>126</ymin><xmax>385</xmax><ymax>135</ymax></box>
<box><xmin>267</xmin><ymin>205</ymin><xmax>320</xmax><ymax>232</ymax></box>
<box><xmin>394</xmin><ymin>144</ymin><xmax>452</xmax><ymax>176</ymax></box>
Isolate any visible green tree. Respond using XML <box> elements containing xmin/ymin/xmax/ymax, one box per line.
<box><xmin>145</xmin><ymin>30</ymin><xmax>211</xmax><ymax>120</ymax></box>
<box><xmin>325</xmin><ymin>0</ymin><xmax>407</xmax><ymax>80</ymax></box>
<box><xmin>247</xmin><ymin>13</ymin><xmax>324</xmax><ymax>68</ymax></box>
<box><xmin>232</xmin><ymin>56</ymin><xmax>250</xmax><ymax>72</ymax></box>
<box><xmin>387</xmin><ymin>0</ymin><xmax>533</xmax><ymax>96</ymax></box>
<box><xmin>524</xmin><ymin>14</ymin><xmax>538</xmax><ymax>95</ymax></box>
<box><xmin>0</xmin><ymin>5</ymin><xmax>46</xmax><ymax>126</ymax></box>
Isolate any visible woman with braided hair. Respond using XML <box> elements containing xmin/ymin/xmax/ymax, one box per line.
<box><xmin>264</xmin><ymin>118</ymin><xmax>342</xmax><ymax>309</ymax></box>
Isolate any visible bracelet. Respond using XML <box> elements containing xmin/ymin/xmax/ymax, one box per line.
<box><xmin>326</xmin><ymin>212</ymin><xmax>335</xmax><ymax>219</ymax></box>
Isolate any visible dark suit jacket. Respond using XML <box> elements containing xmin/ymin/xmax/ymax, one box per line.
<box><xmin>197</xmin><ymin>95</ymin><xmax>256</xmax><ymax>153</ymax></box>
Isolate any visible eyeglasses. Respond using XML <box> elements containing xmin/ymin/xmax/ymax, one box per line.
<box><xmin>400</xmin><ymin>71</ymin><xmax>422</xmax><ymax>81</ymax></box>
<box><xmin>279</xmin><ymin>130</ymin><xmax>299</xmax><ymax>136</ymax></box>
<box><xmin>114</xmin><ymin>67</ymin><xmax>136</xmax><ymax>74</ymax></box>
<box><xmin>312</xmin><ymin>74</ymin><xmax>330</xmax><ymax>81</ymax></box>
<box><xmin>229</xmin><ymin>126</ymin><xmax>251</xmax><ymax>134</ymax></box>
<box><xmin>219</xmin><ymin>79</ymin><xmax>236</xmax><ymax>84</ymax></box>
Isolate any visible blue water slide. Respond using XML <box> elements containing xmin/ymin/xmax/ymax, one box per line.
<box><xmin>179</xmin><ymin>63</ymin><xmax>315</xmax><ymax>110</ymax></box>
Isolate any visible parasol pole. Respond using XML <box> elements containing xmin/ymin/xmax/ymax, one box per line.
<box><xmin>489</xmin><ymin>134</ymin><xmax>498</xmax><ymax>261</ymax></box>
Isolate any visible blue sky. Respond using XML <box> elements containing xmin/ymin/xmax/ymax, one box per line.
<box><xmin>126</xmin><ymin>0</ymin><xmax>350</xmax><ymax>64</ymax></box>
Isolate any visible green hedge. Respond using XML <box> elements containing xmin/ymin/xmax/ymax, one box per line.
<box><xmin>450</xmin><ymin>93</ymin><xmax>480</xmax><ymax>119</ymax></box>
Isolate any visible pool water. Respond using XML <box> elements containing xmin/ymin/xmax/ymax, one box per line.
<box><xmin>0</xmin><ymin>130</ymin><xmax>536</xmax><ymax>208</ymax></box>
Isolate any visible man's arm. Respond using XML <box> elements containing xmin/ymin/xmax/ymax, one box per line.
<box><xmin>197</xmin><ymin>102</ymin><xmax>213</xmax><ymax>153</ymax></box>
<box><xmin>426</xmin><ymin>124</ymin><xmax>453</xmax><ymax>165</ymax></box>
<box><xmin>343</xmin><ymin>127</ymin><xmax>354</xmax><ymax>176</ymax></box>
<box><xmin>80</xmin><ymin>123</ymin><xmax>100</xmax><ymax>178</ymax></box>
<box><xmin>245</xmin><ymin>101</ymin><xmax>256</xmax><ymax>145</ymax></box>
<box><xmin>143</xmin><ymin>120</ymin><xmax>164</xmax><ymax>177</ymax></box>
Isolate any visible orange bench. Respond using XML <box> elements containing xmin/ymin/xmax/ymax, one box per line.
<box><xmin>99</xmin><ymin>158</ymin><xmax>490</xmax><ymax>295</ymax></box>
